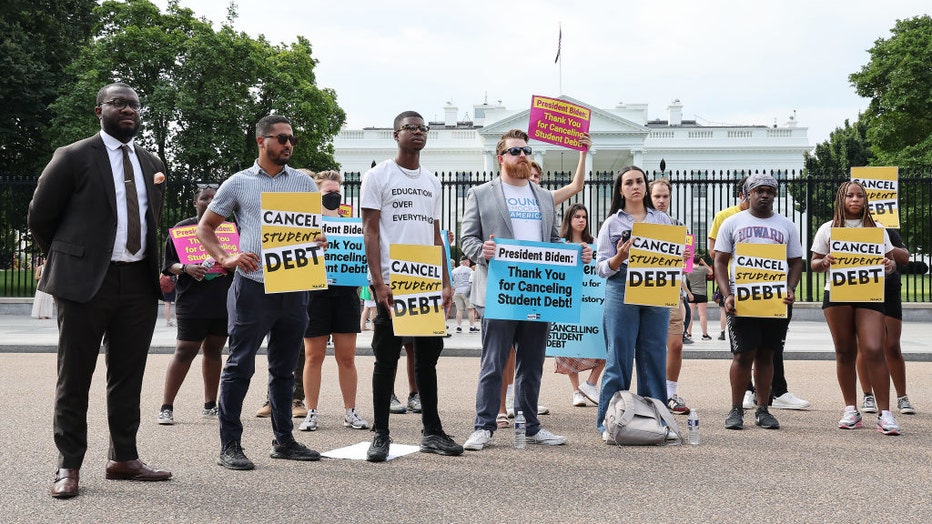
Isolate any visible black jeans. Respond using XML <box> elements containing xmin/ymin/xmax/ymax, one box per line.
<box><xmin>370</xmin><ymin>302</ymin><xmax>444</xmax><ymax>436</ymax></box>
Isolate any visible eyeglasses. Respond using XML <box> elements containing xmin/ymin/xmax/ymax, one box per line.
<box><xmin>196</xmin><ymin>183</ymin><xmax>219</xmax><ymax>190</ymax></box>
<box><xmin>501</xmin><ymin>146</ymin><xmax>533</xmax><ymax>156</ymax></box>
<box><xmin>262</xmin><ymin>134</ymin><xmax>298</xmax><ymax>146</ymax></box>
<box><xmin>397</xmin><ymin>124</ymin><xmax>430</xmax><ymax>133</ymax></box>
<box><xmin>100</xmin><ymin>98</ymin><xmax>141</xmax><ymax>111</ymax></box>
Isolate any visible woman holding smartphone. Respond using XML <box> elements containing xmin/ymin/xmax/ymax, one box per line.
<box><xmin>594</xmin><ymin>166</ymin><xmax>673</xmax><ymax>438</ymax></box>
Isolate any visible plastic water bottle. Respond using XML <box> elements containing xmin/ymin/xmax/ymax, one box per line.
<box><xmin>195</xmin><ymin>257</ymin><xmax>215</xmax><ymax>281</ymax></box>
<box><xmin>514</xmin><ymin>410</ymin><xmax>526</xmax><ymax>449</ymax></box>
<box><xmin>687</xmin><ymin>410</ymin><xmax>700</xmax><ymax>446</ymax></box>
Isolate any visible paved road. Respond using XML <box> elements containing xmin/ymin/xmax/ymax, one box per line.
<box><xmin>3</xmin><ymin>313</ymin><xmax>932</xmax><ymax>522</ymax></box>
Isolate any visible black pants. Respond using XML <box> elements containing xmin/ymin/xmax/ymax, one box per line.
<box><xmin>370</xmin><ymin>302</ymin><xmax>444</xmax><ymax>436</ymax></box>
<box><xmin>54</xmin><ymin>261</ymin><xmax>157</xmax><ymax>469</ymax></box>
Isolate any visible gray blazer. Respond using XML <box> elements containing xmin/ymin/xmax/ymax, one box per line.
<box><xmin>460</xmin><ymin>177</ymin><xmax>560</xmax><ymax>308</ymax></box>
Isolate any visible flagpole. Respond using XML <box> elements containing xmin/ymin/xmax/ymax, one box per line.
<box><xmin>555</xmin><ymin>23</ymin><xmax>562</xmax><ymax>95</ymax></box>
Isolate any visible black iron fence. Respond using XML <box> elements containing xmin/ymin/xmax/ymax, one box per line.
<box><xmin>4</xmin><ymin>169</ymin><xmax>931</xmax><ymax>301</ymax></box>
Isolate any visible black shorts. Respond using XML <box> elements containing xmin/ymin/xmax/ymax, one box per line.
<box><xmin>821</xmin><ymin>290</ymin><xmax>885</xmax><ymax>315</ymax></box>
<box><xmin>689</xmin><ymin>294</ymin><xmax>708</xmax><ymax>304</ymax></box>
<box><xmin>304</xmin><ymin>287</ymin><xmax>362</xmax><ymax>338</ymax></box>
<box><xmin>726</xmin><ymin>310</ymin><xmax>791</xmax><ymax>354</ymax></box>
<box><xmin>884</xmin><ymin>283</ymin><xmax>902</xmax><ymax>321</ymax></box>
<box><xmin>177</xmin><ymin>316</ymin><xmax>228</xmax><ymax>342</ymax></box>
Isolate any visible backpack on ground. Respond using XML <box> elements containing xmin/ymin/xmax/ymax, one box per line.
<box><xmin>603</xmin><ymin>390</ymin><xmax>683</xmax><ymax>446</ymax></box>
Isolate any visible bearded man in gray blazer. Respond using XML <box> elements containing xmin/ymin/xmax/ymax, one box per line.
<box><xmin>29</xmin><ymin>82</ymin><xmax>171</xmax><ymax>499</ymax></box>
<box><xmin>459</xmin><ymin>129</ymin><xmax>591</xmax><ymax>451</ymax></box>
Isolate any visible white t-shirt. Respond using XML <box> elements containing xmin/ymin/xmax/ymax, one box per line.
<box><xmin>810</xmin><ymin>219</ymin><xmax>894</xmax><ymax>291</ymax></box>
<box><xmin>451</xmin><ymin>264</ymin><xmax>472</xmax><ymax>294</ymax></box>
<box><xmin>714</xmin><ymin>210</ymin><xmax>803</xmax><ymax>292</ymax></box>
<box><xmin>501</xmin><ymin>181</ymin><xmax>542</xmax><ymax>242</ymax></box>
<box><xmin>360</xmin><ymin>159</ymin><xmax>442</xmax><ymax>282</ymax></box>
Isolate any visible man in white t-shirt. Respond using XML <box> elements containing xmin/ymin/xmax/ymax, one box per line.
<box><xmin>460</xmin><ymin>129</ymin><xmax>591</xmax><ymax>451</ymax></box>
<box><xmin>360</xmin><ymin>111</ymin><xmax>463</xmax><ymax>462</ymax></box>
<box><xmin>713</xmin><ymin>173</ymin><xmax>803</xmax><ymax>432</ymax></box>
<box><xmin>451</xmin><ymin>257</ymin><xmax>478</xmax><ymax>332</ymax></box>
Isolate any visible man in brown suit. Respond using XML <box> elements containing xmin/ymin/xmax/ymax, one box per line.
<box><xmin>29</xmin><ymin>82</ymin><xmax>172</xmax><ymax>499</ymax></box>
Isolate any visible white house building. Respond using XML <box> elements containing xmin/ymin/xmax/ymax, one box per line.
<box><xmin>332</xmin><ymin>95</ymin><xmax>810</xmax><ymax>177</ymax></box>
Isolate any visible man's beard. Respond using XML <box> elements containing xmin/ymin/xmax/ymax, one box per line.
<box><xmin>102</xmin><ymin>119</ymin><xmax>138</xmax><ymax>142</ymax></box>
<box><xmin>504</xmin><ymin>159</ymin><xmax>531</xmax><ymax>180</ymax></box>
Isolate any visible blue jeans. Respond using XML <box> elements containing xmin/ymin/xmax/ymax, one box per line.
<box><xmin>596</xmin><ymin>270</ymin><xmax>670</xmax><ymax>431</ymax></box>
<box><xmin>218</xmin><ymin>274</ymin><xmax>308</xmax><ymax>447</ymax></box>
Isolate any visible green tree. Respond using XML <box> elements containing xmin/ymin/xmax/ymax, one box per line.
<box><xmin>47</xmin><ymin>0</ymin><xmax>345</xmax><ymax>180</ymax></box>
<box><xmin>0</xmin><ymin>0</ymin><xmax>96</xmax><ymax>176</ymax></box>
<box><xmin>787</xmin><ymin>119</ymin><xmax>873</xmax><ymax>242</ymax></box>
<box><xmin>850</xmin><ymin>15</ymin><xmax>932</xmax><ymax>166</ymax></box>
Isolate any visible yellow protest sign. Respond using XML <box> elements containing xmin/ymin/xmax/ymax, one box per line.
<box><xmin>389</xmin><ymin>244</ymin><xmax>446</xmax><ymax>336</ymax></box>
<box><xmin>851</xmin><ymin>166</ymin><xmax>899</xmax><ymax>228</ymax></box>
<box><xmin>624</xmin><ymin>223</ymin><xmax>687</xmax><ymax>307</ymax></box>
<box><xmin>734</xmin><ymin>243</ymin><xmax>788</xmax><ymax>318</ymax></box>
<box><xmin>829</xmin><ymin>227</ymin><xmax>885</xmax><ymax>302</ymax></box>
<box><xmin>261</xmin><ymin>192</ymin><xmax>326</xmax><ymax>293</ymax></box>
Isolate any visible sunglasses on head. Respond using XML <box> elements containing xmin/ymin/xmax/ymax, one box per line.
<box><xmin>196</xmin><ymin>182</ymin><xmax>219</xmax><ymax>190</ymax></box>
<box><xmin>501</xmin><ymin>146</ymin><xmax>533</xmax><ymax>157</ymax></box>
<box><xmin>262</xmin><ymin>134</ymin><xmax>298</xmax><ymax>146</ymax></box>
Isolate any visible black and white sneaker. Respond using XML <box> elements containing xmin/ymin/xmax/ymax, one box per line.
<box><xmin>754</xmin><ymin>407</ymin><xmax>780</xmax><ymax>429</ymax></box>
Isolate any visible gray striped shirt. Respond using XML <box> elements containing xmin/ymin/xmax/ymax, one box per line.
<box><xmin>208</xmin><ymin>161</ymin><xmax>319</xmax><ymax>282</ymax></box>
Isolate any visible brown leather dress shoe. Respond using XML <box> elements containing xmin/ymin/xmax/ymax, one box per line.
<box><xmin>105</xmin><ymin>459</ymin><xmax>172</xmax><ymax>481</ymax></box>
<box><xmin>51</xmin><ymin>468</ymin><xmax>79</xmax><ymax>498</ymax></box>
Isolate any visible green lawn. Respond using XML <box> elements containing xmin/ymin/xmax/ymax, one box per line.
<box><xmin>690</xmin><ymin>273</ymin><xmax>932</xmax><ymax>303</ymax></box>
<box><xmin>0</xmin><ymin>270</ymin><xmax>37</xmax><ymax>297</ymax></box>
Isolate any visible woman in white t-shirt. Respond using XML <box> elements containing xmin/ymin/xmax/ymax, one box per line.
<box><xmin>810</xmin><ymin>181</ymin><xmax>899</xmax><ymax>435</ymax></box>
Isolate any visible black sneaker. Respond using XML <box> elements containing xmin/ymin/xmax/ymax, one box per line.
<box><xmin>718</xmin><ymin>331</ymin><xmax>726</xmax><ymax>340</ymax></box>
<box><xmin>682</xmin><ymin>334</ymin><xmax>694</xmax><ymax>345</ymax></box>
<box><xmin>367</xmin><ymin>433</ymin><xmax>392</xmax><ymax>462</ymax></box>
<box><xmin>218</xmin><ymin>441</ymin><xmax>255</xmax><ymax>470</ymax></box>
<box><xmin>724</xmin><ymin>407</ymin><xmax>744</xmax><ymax>430</ymax></box>
<box><xmin>755</xmin><ymin>407</ymin><xmax>780</xmax><ymax>429</ymax></box>
<box><xmin>270</xmin><ymin>439</ymin><xmax>321</xmax><ymax>461</ymax></box>
<box><xmin>420</xmin><ymin>432</ymin><xmax>464</xmax><ymax>456</ymax></box>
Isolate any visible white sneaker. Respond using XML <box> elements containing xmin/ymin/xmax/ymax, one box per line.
<box><xmin>299</xmin><ymin>410</ymin><xmax>318</xmax><ymax>431</ymax></box>
<box><xmin>572</xmin><ymin>391</ymin><xmax>587</xmax><ymax>407</ymax></box>
<box><xmin>343</xmin><ymin>408</ymin><xmax>370</xmax><ymax>430</ymax></box>
<box><xmin>877</xmin><ymin>412</ymin><xmax>901</xmax><ymax>435</ymax></box>
<box><xmin>578</xmin><ymin>381</ymin><xmax>599</xmax><ymax>404</ymax></box>
<box><xmin>771</xmin><ymin>392</ymin><xmax>811</xmax><ymax>410</ymax></box>
<box><xmin>742</xmin><ymin>390</ymin><xmax>756</xmax><ymax>409</ymax></box>
<box><xmin>506</xmin><ymin>391</ymin><xmax>515</xmax><ymax>418</ymax></box>
<box><xmin>529</xmin><ymin>428</ymin><xmax>566</xmax><ymax>446</ymax></box>
<box><xmin>602</xmin><ymin>430</ymin><xmax>614</xmax><ymax>445</ymax></box>
<box><xmin>861</xmin><ymin>394</ymin><xmax>878</xmax><ymax>413</ymax></box>
<box><xmin>464</xmin><ymin>429</ymin><xmax>493</xmax><ymax>451</ymax></box>
<box><xmin>537</xmin><ymin>404</ymin><xmax>550</xmax><ymax>415</ymax></box>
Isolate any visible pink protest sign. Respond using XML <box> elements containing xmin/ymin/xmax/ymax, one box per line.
<box><xmin>170</xmin><ymin>222</ymin><xmax>240</xmax><ymax>273</ymax></box>
<box><xmin>528</xmin><ymin>95</ymin><xmax>591</xmax><ymax>151</ymax></box>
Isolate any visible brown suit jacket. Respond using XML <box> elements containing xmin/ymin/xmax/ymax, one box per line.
<box><xmin>28</xmin><ymin>133</ymin><xmax>166</xmax><ymax>303</ymax></box>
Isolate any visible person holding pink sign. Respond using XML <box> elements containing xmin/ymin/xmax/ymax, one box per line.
<box><xmin>810</xmin><ymin>181</ymin><xmax>899</xmax><ymax>435</ymax></box>
<box><xmin>157</xmin><ymin>183</ymin><xmax>230</xmax><ymax>426</ymax></box>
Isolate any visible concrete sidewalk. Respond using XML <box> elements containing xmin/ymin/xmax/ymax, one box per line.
<box><xmin>3</xmin><ymin>311</ymin><xmax>932</xmax><ymax>361</ymax></box>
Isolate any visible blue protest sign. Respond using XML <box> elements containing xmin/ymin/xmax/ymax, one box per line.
<box><xmin>546</xmin><ymin>244</ymin><xmax>607</xmax><ymax>358</ymax></box>
<box><xmin>322</xmin><ymin>217</ymin><xmax>368</xmax><ymax>287</ymax></box>
<box><xmin>484</xmin><ymin>238</ymin><xmax>583</xmax><ymax>323</ymax></box>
